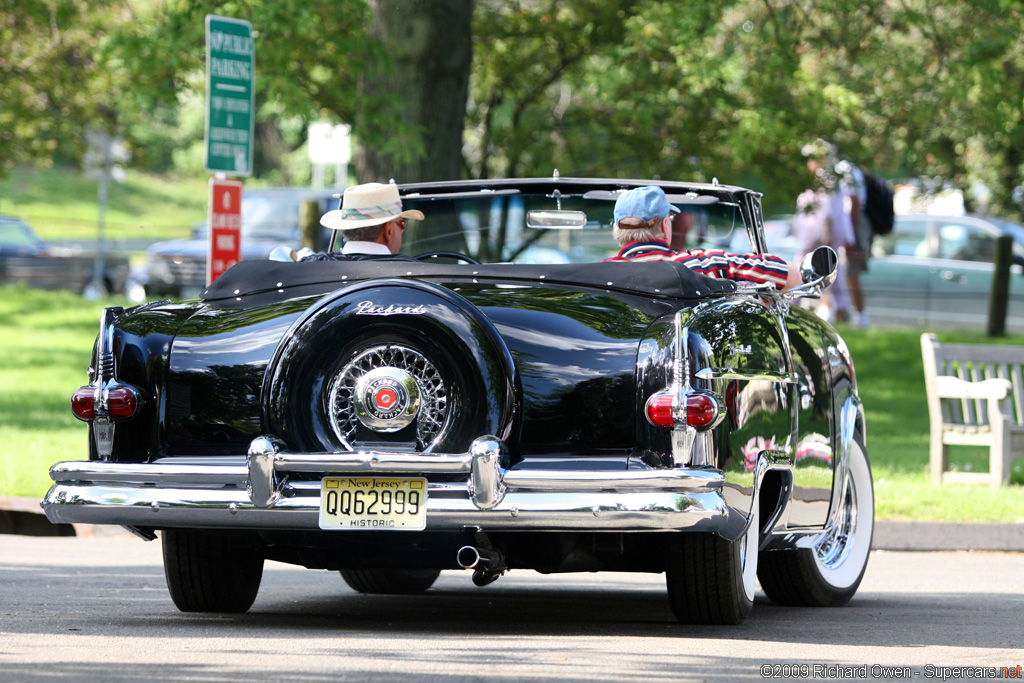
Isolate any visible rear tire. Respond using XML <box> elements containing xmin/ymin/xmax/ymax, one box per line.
<box><xmin>340</xmin><ymin>568</ymin><xmax>441</xmax><ymax>594</ymax></box>
<box><xmin>162</xmin><ymin>529</ymin><xmax>264</xmax><ymax>613</ymax></box>
<box><xmin>666</xmin><ymin>499</ymin><xmax>758</xmax><ymax>625</ymax></box>
<box><xmin>758</xmin><ymin>431</ymin><xmax>873</xmax><ymax>606</ymax></box>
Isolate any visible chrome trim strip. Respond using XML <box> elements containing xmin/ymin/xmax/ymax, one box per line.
<box><xmin>47</xmin><ymin>458</ymin><xmax>723</xmax><ymax>494</ymax></box>
<box><xmin>276</xmin><ymin>452</ymin><xmax>474</xmax><ymax>474</ymax></box>
<box><xmin>671</xmin><ymin>312</ymin><xmax>697</xmax><ymax>467</ymax></box>
<box><xmin>695</xmin><ymin>368</ymin><xmax>800</xmax><ymax>383</ymax></box>
<box><xmin>91</xmin><ymin>306</ymin><xmax>125</xmax><ymax>460</ymax></box>
<box><xmin>48</xmin><ymin>460</ymin><xmax>249</xmax><ymax>486</ymax></box>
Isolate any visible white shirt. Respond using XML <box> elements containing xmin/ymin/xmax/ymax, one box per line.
<box><xmin>837</xmin><ymin>160</ymin><xmax>867</xmax><ymax>205</ymax></box>
<box><xmin>341</xmin><ymin>240</ymin><xmax>392</xmax><ymax>255</ymax></box>
<box><xmin>793</xmin><ymin>189</ymin><xmax>828</xmax><ymax>254</ymax></box>
<box><xmin>827</xmin><ymin>190</ymin><xmax>855</xmax><ymax>247</ymax></box>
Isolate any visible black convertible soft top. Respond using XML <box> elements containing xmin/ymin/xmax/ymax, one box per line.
<box><xmin>201</xmin><ymin>258</ymin><xmax>736</xmax><ymax>304</ymax></box>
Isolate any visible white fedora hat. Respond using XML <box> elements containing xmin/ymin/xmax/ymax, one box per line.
<box><xmin>320</xmin><ymin>182</ymin><xmax>425</xmax><ymax>230</ymax></box>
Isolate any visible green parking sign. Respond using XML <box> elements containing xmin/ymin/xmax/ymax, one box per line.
<box><xmin>205</xmin><ymin>15</ymin><xmax>254</xmax><ymax>176</ymax></box>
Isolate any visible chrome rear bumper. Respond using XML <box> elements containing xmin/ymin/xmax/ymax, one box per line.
<box><xmin>42</xmin><ymin>436</ymin><xmax>744</xmax><ymax>535</ymax></box>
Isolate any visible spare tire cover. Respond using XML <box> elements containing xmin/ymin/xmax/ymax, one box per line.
<box><xmin>262</xmin><ymin>279</ymin><xmax>518</xmax><ymax>453</ymax></box>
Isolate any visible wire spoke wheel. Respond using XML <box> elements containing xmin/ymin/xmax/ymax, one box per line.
<box><xmin>329</xmin><ymin>344</ymin><xmax>448</xmax><ymax>450</ymax></box>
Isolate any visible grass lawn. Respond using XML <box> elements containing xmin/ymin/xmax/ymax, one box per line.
<box><xmin>0</xmin><ymin>286</ymin><xmax>98</xmax><ymax>499</ymax></box>
<box><xmin>843</xmin><ymin>326</ymin><xmax>1024</xmax><ymax>521</ymax></box>
<box><xmin>1</xmin><ymin>285</ymin><xmax>1022</xmax><ymax>523</ymax></box>
<box><xmin>0</xmin><ymin>165</ymin><xmax>210</xmax><ymax>244</ymax></box>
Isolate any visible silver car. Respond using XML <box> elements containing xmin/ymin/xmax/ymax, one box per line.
<box><xmin>864</xmin><ymin>213</ymin><xmax>1024</xmax><ymax>332</ymax></box>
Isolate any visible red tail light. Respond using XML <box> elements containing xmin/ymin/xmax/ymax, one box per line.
<box><xmin>105</xmin><ymin>387</ymin><xmax>138</xmax><ymax>418</ymax></box>
<box><xmin>646</xmin><ymin>394</ymin><xmax>674</xmax><ymax>427</ymax></box>
<box><xmin>645</xmin><ymin>392</ymin><xmax>721</xmax><ymax>429</ymax></box>
<box><xmin>684</xmin><ymin>393</ymin><xmax>719</xmax><ymax>428</ymax></box>
<box><xmin>72</xmin><ymin>387</ymin><xmax>97</xmax><ymax>420</ymax></box>
<box><xmin>71</xmin><ymin>385</ymin><xmax>139</xmax><ymax>421</ymax></box>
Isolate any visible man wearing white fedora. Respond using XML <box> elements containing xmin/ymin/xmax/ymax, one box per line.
<box><xmin>314</xmin><ymin>182</ymin><xmax>425</xmax><ymax>260</ymax></box>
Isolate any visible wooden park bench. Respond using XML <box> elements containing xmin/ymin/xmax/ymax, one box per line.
<box><xmin>921</xmin><ymin>333</ymin><xmax>1024</xmax><ymax>486</ymax></box>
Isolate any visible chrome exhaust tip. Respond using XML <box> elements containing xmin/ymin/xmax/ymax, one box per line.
<box><xmin>456</xmin><ymin>545</ymin><xmax>506</xmax><ymax>586</ymax></box>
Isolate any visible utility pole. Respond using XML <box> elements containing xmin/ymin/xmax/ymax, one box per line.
<box><xmin>90</xmin><ymin>129</ymin><xmax>112</xmax><ymax>298</ymax></box>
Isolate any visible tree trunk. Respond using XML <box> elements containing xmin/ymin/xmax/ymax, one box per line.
<box><xmin>354</xmin><ymin>0</ymin><xmax>473</xmax><ymax>184</ymax></box>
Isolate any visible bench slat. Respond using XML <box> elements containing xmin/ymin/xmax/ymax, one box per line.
<box><xmin>1013</xmin><ymin>365</ymin><xmax>1024</xmax><ymax>425</ymax></box>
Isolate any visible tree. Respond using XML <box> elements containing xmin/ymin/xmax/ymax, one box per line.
<box><xmin>0</xmin><ymin>0</ymin><xmax>132</xmax><ymax>176</ymax></box>
<box><xmin>7</xmin><ymin>0</ymin><xmax>1024</xmax><ymax>225</ymax></box>
<box><xmin>104</xmin><ymin>0</ymin><xmax>380</xmax><ymax>180</ymax></box>
<box><xmin>466</xmin><ymin>0</ymin><xmax>642</xmax><ymax>181</ymax></box>
<box><xmin>103</xmin><ymin>0</ymin><xmax>474</xmax><ymax>185</ymax></box>
<box><xmin>353</xmin><ymin>0</ymin><xmax>473</xmax><ymax>183</ymax></box>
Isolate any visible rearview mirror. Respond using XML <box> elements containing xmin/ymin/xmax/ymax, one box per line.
<box><xmin>526</xmin><ymin>210</ymin><xmax>587</xmax><ymax>230</ymax></box>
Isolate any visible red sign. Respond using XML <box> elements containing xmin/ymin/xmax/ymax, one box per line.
<box><xmin>207</xmin><ymin>178</ymin><xmax>243</xmax><ymax>285</ymax></box>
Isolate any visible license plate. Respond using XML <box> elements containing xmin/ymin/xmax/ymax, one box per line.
<box><xmin>319</xmin><ymin>477</ymin><xmax>427</xmax><ymax>530</ymax></box>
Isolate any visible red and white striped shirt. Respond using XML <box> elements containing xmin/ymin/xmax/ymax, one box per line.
<box><xmin>604</xmin><ymin>240</ymin><xmax>789</xmax><ymax>290</ymax></box>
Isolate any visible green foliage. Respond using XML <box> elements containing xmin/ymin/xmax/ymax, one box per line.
<box><xmin>468</xmin><ymin>0</ymin><xmax>1024</xmax><ymax>219</ymax></box>
<box><xmin>5</xmin><ymin>0</ymin><xmax>1024</xmax><ymax>224</ymax></box>
<box><xmin>102</xmin><ymin>0</ymin><xmax>384</xmax><ymax>179</ymax></box>
<box><xmin>467</xmin><ymin>0</ymin><xmax>645</xmax><ymax>179</ymax></box>
<box><xmin>0</xmin><ymin>0</ymin><xmax>134</xmax><ymax>174</ymax></box>
<box><xmin>0</xmin><ymin>285</ymin><xmax>105</xmax><ymax>497</ymax></box>
<box><xmin>0</xmin><ymin>0</ymin><xmax>402</xmax><ymax>182</ymax></box>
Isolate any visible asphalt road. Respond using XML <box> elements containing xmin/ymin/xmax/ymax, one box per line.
<box><xmin>1</xmin><ymin>534</ymin><xmax>1022</xmax><ymax>682</ymax></box>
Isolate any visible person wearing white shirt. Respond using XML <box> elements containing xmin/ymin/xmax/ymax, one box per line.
<box><xmin>837</xmin><ymin>160</ymin><xmax>871</xmax><ymax>328</ymax></box>
<box><xmin>313</xmin><ymin>182</ymin><xmax>424</xmax><ymax>261</ymax></box>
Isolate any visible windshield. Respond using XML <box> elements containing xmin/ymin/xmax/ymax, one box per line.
<box><xmin>241</xmin><ymin>195</ymin><xmax>305</xmax><ymax>239</ymax></box>
<box><xmin>346</xmin><ymin>189</ymin><xmax>748</xmax><ymax>263</ymax></box>
<box><xmin>191</xmin><ymin>193</ymin><xmax>317</xmax><ymax>241</ymax></box>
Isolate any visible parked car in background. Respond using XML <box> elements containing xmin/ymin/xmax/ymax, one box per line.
<box><xmin>864</xmin><ymin>213</ymin><xmax>1024</xmax><ymax>331</ymax></box>
<box><xmin>144</xmin><ymin>187</ymin><xmax>337</xmax><ymax>298</ymax></box>
<box><xmin>732</xmin><ymin>212</ymin><xmax>1024</xmax><ymax>332</ymax></box>
<box><xmin>0</xmin><ymin>215</ymin><xmax>134</xmax><ymax>298</ymax></box>
<box><xmin>44</xmin><ymin>176</ymin><xmax>873</xmax><ymax>625</ymax></box>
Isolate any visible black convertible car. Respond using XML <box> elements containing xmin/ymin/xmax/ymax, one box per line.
<box><xmin>43</xmin><ymin>177</ymin><xmax>873</xmax><ymax>625</ymax></box>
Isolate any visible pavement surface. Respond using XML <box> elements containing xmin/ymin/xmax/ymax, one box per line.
<box><xmin>2</xmin><ymin>537</ymin><xmax>1023</xmax><ymax>681</ymax></box>
<box><xmin>3</xmin><ymin>495</ymin><xmax>1023</xmax><ymax>550</ymax></box>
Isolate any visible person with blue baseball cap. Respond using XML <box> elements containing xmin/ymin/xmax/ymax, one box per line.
<box><xmin>604</xmin><ymin>186</ymin><xmax>797</xmax><ymax>290</ymax></box>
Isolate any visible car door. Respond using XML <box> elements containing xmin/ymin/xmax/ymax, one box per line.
<box><xmin>930</xmin><ymin>218</ymin><xmax>1024</xmax><ymax>331</ymax></box>
<box><xmin>860</xmin><ymin>217</ymin><xmax>936</xmax><ymax>325</ymax></box>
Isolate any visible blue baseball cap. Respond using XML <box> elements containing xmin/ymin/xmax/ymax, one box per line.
<box><xmin>613</xmin><ymin>186</ymin><xmax>677</xmax><ymax>227</ymax></box>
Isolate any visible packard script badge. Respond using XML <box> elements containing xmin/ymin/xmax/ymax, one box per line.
<box><xmin>354</xmin><ymin>301</ymin><xmax>427</xmax><ymax>316</ymax></box>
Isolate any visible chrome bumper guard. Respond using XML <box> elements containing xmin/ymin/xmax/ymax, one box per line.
<box><xmin>42</xmin><ymin>436</ymin><xmax>737</xmax><ymax>533</ymax></box>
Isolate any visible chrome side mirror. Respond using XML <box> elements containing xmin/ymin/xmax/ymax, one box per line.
<box><xmin>800</xmin><ymin>245</ymin><xmax>838</xmax><ymax>287</ymax></box>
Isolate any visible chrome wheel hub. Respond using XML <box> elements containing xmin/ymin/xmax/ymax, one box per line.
<box><xmin>354</xmin><ymin>367</ymin><xmax>420</xmax><ymax>431</ymax></box>
<box><xmin>328</xmin><ymin>344</ymin><xmax>448</xmax><ymax>449</ymax></box>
